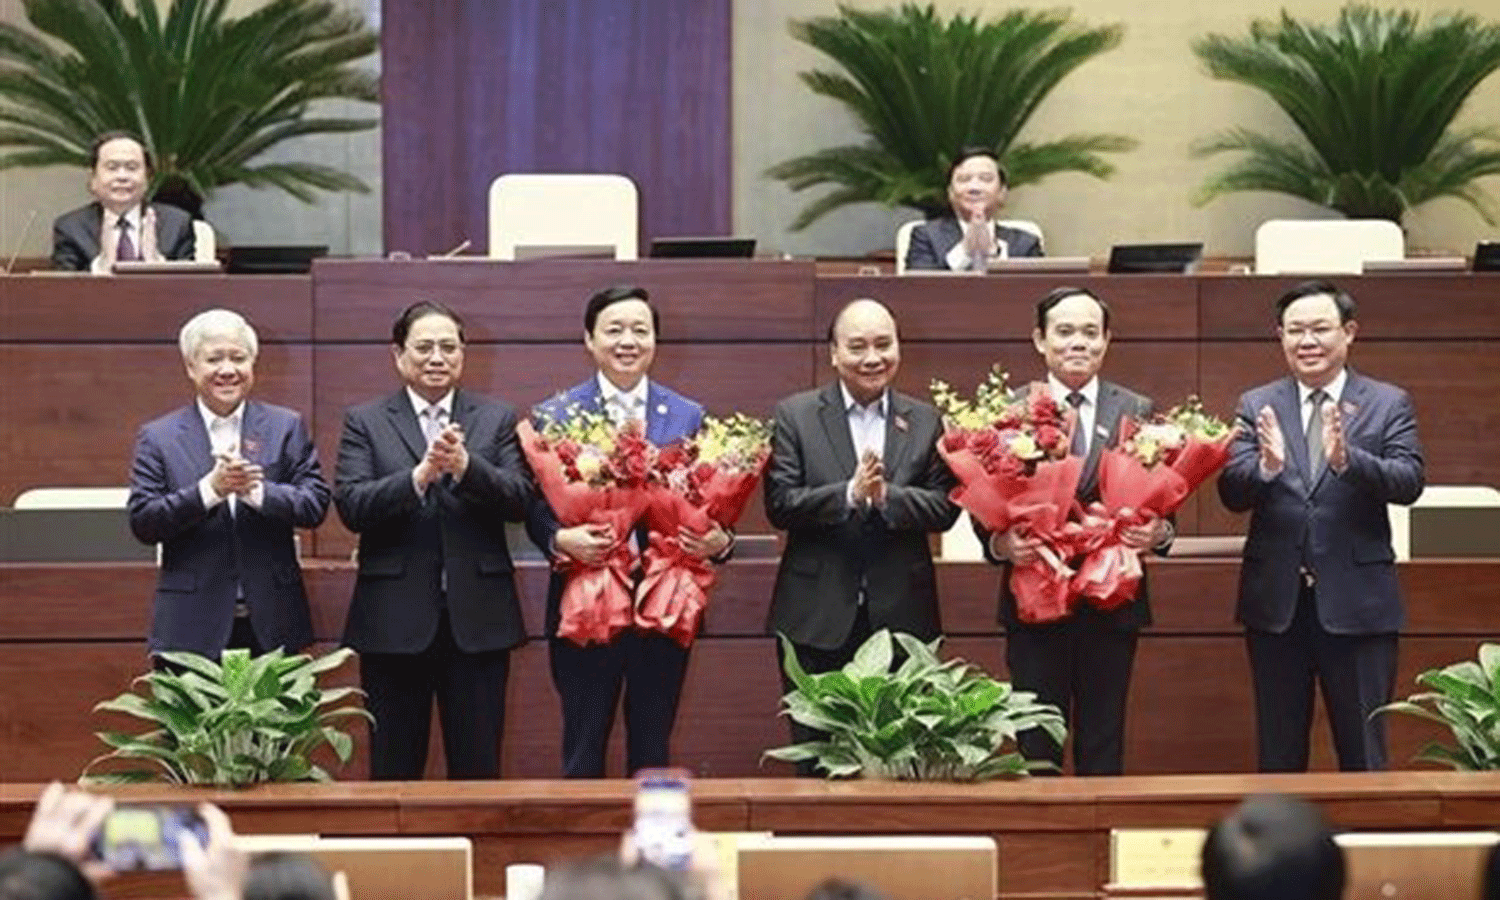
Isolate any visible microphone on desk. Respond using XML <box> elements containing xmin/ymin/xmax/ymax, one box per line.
<box><xmin>4</xmin><ymin>209</ymin><xmax>38</xmax><ymax>275</ymax></box>
<box><xmin>438</xmin><ymin>238</ymin><xmax>471</xmax><ymax>258</ymax></box>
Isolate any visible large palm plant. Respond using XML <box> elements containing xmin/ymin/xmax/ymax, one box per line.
<box><xmin>1191</xmin><ymin>5</ymin><xmax>1500</xmax><ymax>224</ymax></box>
<box><xmin>0</xmin><ymin>0</ymin><xmax>379</xmax><ymax>215</ymax></box>
<box><xmin>767</xmin><ymin>3</ymin><xmax>1135</xmax><ymax>229</ymax></box>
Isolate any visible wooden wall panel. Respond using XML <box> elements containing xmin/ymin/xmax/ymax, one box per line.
<box><xmin>0</xmin><ymin>344</ymin><xmax>313</xmax><ymax>504</ymax></box>
<box><xmin>380</xmin><ymin>0</ymin><xmax>731</xmax><ymax>257</ymax></box>
<box><xmin>0</xmin><ymin>275</ymin><xmax>311</xmax><ymax>341</ymax></box>
<box><xmin>312</xmin><ymin>259</ymin><xmax>814</xmax><ymax>341</ymax></box>
<box><xmin>814</xmin><ymin>274</ymin><xmax>1200</xmax><ymax>341</ymax></box>
<box><xmin>1200</xmin><ymin>274</ymin><xmax>1500</xmax><ymax>340</ymax></box>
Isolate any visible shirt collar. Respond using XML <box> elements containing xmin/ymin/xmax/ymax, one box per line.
<box><xmin>406</xmin><ymin>386</ymin><xmax>455</xmax><ymax>419</ymax></box>
<box><xmin>1298</xmin><ymin>368</ymin><xmax>1348</xmax><ymax>406</ymax></box>
<box><xmin>196</xmin><ymin>397</ymin><xmax>244</xmax><ymax>431</ymax></box>
<box><xmin>597</xmin><ymin>372</ymin><xmax>649</xmax><ymax>409</ymax></box>
<box><xmin>1047</xmin><ymin>374</ymin><xmax>1099</xmax><ymax>407</ymax></box>
<box><xmin>103</xmin><ymin>205</ymin><xmax>143</xmax><ymax>231</ymax></box>
<box><xmin>839</xmin><ymin>381</ymin><xmax>889</xmax><ymax>416</ymax></box>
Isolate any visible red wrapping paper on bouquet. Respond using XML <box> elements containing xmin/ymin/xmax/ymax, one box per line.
<box><xmin>939</xmin><ymin>440</ymin><xmax>1085</xmax><ymax>624</ymax></box>
<box><xmin>517</xmin><ymin>420</ymin><xmax>648</xmax><ymax>646</ymax></box>
<box><xmin>1077</xmin><ymin>416</ymin><xmax>1235</xmax><ymax>611</ymax></box>
<box><xmin>638</xmin><ymin>457</ymin><xmax>768</xmax><ymax>647</ymax></box>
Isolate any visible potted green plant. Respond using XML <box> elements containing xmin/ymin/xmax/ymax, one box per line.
<box><xmin>0</xmin><ymin>0</ymin><xmax>379</xmax><ymax>216</ymax></box>
<box><xmin>767</xmin><ymin>3</ymin><xmax>1135</xmax><ymax>228</ymax></box>
<box><xmin>84</xmin><ymin>647</ymin><xmax>371</xmax><ymax>786</ymax></box>
<box><xmin>1190</xmin><ymin>4</ymin><xmax>1500</xmax><ymax>225</ymax></box>
<box><xmin>765</xmin><ymin>630</ymin><xmax>1065</xmax><ymax>780</ymax></box>
<box><xmin>1376</xmin><ymin>642</ymin><xmax>1500</xmax><ymax>770</ymax></box>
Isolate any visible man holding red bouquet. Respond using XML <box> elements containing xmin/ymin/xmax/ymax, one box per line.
<box><xmin>526</xmin><ymin>285</ymin><xmax>731</xmax><ymax>778</ymax></box>
<box><xmin>980</xmin><ymin>287</ymin><xmax>1172</xmax><ymax>775</ymax></box>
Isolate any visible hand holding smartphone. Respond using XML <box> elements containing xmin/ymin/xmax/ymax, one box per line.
<box><xmin>88</xmin><ymin>804</ymin><xmax>209</xmax><ymax>871</ymax></box>
<box><xmin>629</xmin><ymin>768</ymin><xmax>696</xmax><ymax>872</ymax></box>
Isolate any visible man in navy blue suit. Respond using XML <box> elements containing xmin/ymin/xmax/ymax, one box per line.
<box><xmin>527</xmin><ymin>285</ymin><xmax>731</xmax><ymax>777</ymax></box>
<box><xmin>1219</xmin><ymin>280</ymin><xmax>1424</xmax><ymax>771</ymax></box>
<box><xmin>905</xmin><ymin>148</ymin><xmax>1043</xmax><ymax>271</ymax></box>
<box><xmin>128</xmin><ymin>309</ymin><xmax>329</xmax><ymax>662</ymax></box>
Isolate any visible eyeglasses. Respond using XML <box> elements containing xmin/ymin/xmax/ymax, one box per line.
<box><xmin>408</xmin><ymin>341</ymin><xmax>463</xmax><ymax>357</ymax></box>
<box><xmin>1281</xmin><ymin>324</ymin><xmax>1341</xmax><ymax>341</ymax></box>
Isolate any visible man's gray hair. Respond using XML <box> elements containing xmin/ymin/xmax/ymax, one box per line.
<box><xmin>179</xmin><ymin>308</ymin><xmax>258</xmax><ymax>360</ymax></box>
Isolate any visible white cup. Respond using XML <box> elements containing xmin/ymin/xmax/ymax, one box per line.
<box><xmin>506</xmin><ymin>863</ymin><xmax>545</xmax><ymax>900</ymax></box>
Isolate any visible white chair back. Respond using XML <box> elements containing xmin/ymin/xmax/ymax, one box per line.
<box><xmin>895</xmin><ymin>217</ymin><xmax>1045</xmax><ymax>274</ymax></box>
<box><xmin>487</xmin><ymin>173</ymin><xmax>638</xmax><ymax>260</ymax></box>
<box><xmin>1254</xmin><ymin>219</ymin><xmax>1403</xmax><ymax>274</ymax></box>
<box><xmin>192</xmin><ymin>220</ymin><xmax>216</xmax><ymax>263</ymax></box>
<box><xmin>13</xmin><ymin>486</ymin><xmax>129</xmax><ymax>509</ymax></box>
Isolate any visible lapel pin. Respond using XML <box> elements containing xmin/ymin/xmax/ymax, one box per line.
<box><xmin>893</xmin><ymin>414</ymin><xmax>909</xmax><ymax>433</ymax></box>
<box><xmin>242</xmin><ymin>437</ymin><xmax>261</xmax><ymax>456</ymax></box>
<box><xmin>1341</xmin><ymin>401</ymin><xmax>1358</xmax><ymax>416</ymax></box>
<box><xmin>656</xmin><ymin>403</ymin><xmax>667</xmax><ymax>416</ymax></box>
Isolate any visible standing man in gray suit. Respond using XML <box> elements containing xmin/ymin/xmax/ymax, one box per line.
<box><xmin>979</xmin><ymin>287</ymin><xmax>1171</xmax><ymax>775</ymax></box>
<box><xmin>904</xmin><ymin>148</ymin><xmax>1043</xmax><ymax>271</ymax></box>
<box><xmin>765</xmin><ymin>298</ymin><xmax>960</xmax><ymax>771</ymax></box>
<box><xmin>1218</xmin><ymin>280</ymin><xmax>1424</xmax><ymax>771</ymax></box>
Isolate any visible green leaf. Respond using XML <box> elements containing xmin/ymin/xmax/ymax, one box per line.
<box><xmin>0</xmin><ymin>0</ymin><xmax>379</xmax><ymax>206</ymax></box>
<box><xmin>767</xmin><ymin>2</ymin><xmax>1133</xmax><ymax>228</ymax></box>
<box><xmin>1190</xmin><ymin>5</ymin><xmax>1500</xmax><ymax>223</ymax></box>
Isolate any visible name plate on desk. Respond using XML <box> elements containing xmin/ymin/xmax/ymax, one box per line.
<box><xmin>988</xmin><ymin>256</ymin><xmax>1091</xmax><ymax>273</ymax></box>
<box><xmin>1109</xmin><ymin>828</ymin><xmax>1205</xmax><ymax>888</ymax></box>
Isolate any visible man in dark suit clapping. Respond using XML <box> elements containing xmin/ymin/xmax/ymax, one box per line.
<box><xmin>1218</xmin><ymin>280</ymin><xmax>1424</xmax><ymax>772</ymax></box>
<box><xmin>335</xmin><ymin>301</ymin><xmax>534</xmax><ymax>780</ymax></box>
<box><xmin>51</xmin><ymin>131</ymin><xmax>195</xmax><ymax>272</ymax></box>
<box><xmin>764</xmin><ymin>298</ymin><xmax>960</xmax><ymax>772</ymax></box>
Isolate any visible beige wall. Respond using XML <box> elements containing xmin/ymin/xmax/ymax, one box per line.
<box><xmin>735</xmin><ymin>0</ymin><xmax>1500</xmax><ymax>259</ymax></box>
<box><xmin>0</xmin><ymin>0</ymin><xmax>382</xmax><ymax>261</ymax></box>
<box><xmin>3</xmin><ymin>2</ymin><xmax>1493</xmax><ymax>261</ymax></box>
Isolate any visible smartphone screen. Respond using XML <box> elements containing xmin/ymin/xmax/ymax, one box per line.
<box><xmin>632</xmin><ymin>768</ymin><xmax>694</xmax><ymax>871</ymax></box>
<box><xmin>89</xmin><ymin>805</ymin><xmax>208</xmax><ymax>871</ymax></box>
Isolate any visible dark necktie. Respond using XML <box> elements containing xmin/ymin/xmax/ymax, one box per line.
<box><xmin>1067</xmin><ymin>392</ymin><xmax>1087</xmax><ymax>456</ymax></box>
<box><xmin>116</xmin><ymin>217</ymin><xmax>137</xmax><ymax>261</ymax></box>
<box><xmin>1306</xmin><ymin>390</ymin><xmax>1328</xmax><ymax>479</ymax></box>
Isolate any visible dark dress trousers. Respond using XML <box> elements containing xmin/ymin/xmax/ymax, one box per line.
<box><xmin>335</xmin><ymin>388</ymin><xmax>533</xmax><ymax>780</ymax></box>
<box><xmin>764</xmin><ymin>383</ymin><xmax>959</xmax><ymax>766</ymax></box>
<box><xmin>977</xmin><ymin>381</ymin><xmax>1156</xmax><ymax>776</ymax></box>
<box><xmin>904</xmin><ymin>216</ymin><xmax>1043</xmax><ymax>270</ymax></box>
<box><xmin>1218</xmin><ymin>369</ymin><xmax>1424</xmax><ymax>772</ymax></box>
<box><xmin>51</xmin><ymin>201</ymin><xmax>196</xmax><ymax>270</ymax></box>
<box><xmin>128</xmin><ymin>401</ymin><xmax>329</xmax><ymax>658</ymax></box>
<box><xmin>525</xmin><ymin>378</ymin><xmax>706</xmax><ymax>778</ymax></box>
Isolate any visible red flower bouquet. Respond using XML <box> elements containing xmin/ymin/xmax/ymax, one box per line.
<box><xmin>518</xmin><ymin>411</ymin><xmax>651</xmax><ymax>646</ymax></box>
<box><xmin>638</xmin><ymin>414</ymin><xmax>771</xmax><ymax>647</ymax></box>
<box><xmin>1076</xmin><ymin>397</ymin><xmax>1237</xmax><ymax>610</ymax></box>
<box><xmin>933</xmin><ymin>368</ymin><xmax>1084</xmax><ymax>623</ymax></box>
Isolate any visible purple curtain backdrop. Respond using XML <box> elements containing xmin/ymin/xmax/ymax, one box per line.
<box><xmin>381</xmin><ymin>0</ymin><xmax>733</xmax><ymax>256</ymax></box>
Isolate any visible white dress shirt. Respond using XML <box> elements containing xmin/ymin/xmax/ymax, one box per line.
<box><xmin>598</xmin><ymin>372</ymin><xmax>648</xmax><ymax>425</ymax></box>
<box><xmin>840</xmin><ymin>382</ymin><xmax>888</xmax><ymax>509</ymax></box>
<box><xmin>1047</xmin><ymin>374</ymin><xmax>1100</xmax><ymax>455</ymax></box>
<box><xmin>408</xmin><ymin>387</ymin><xmax>455</xmax><ymax>496</ymax></box>
<box><xmin>196</xmin><ymin>398</ymin><xmax>263</xmax><ymax>512</ymax></box>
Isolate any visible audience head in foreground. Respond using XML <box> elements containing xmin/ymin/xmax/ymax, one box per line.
<box><xmin>541</xmin><ymin>856</ymin><xmax>704</xmax><ymax>900</ymax></box>
<box><xmin>0</xmin><ymin>849</ymin><xmax>96</xmax><ymax>900</ymax></box>
<box><xmin>243</xmin><ymin>851</ymin><xmax>337</xmax><ymax>900</ymax></box>
<box><xmin>1201</xmin><ymin>794</ymin><xmax>1344</xmax><ymax>900</ymax></box>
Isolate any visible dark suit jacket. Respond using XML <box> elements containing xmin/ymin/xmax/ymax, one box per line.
<box><xmin>764</xmin><ymin>383</ymin><xmax>960</xmax><ymax>650</ymax></box>
<box><xmin>905</xmin><ymin>216</ymin><xmax>1043</xmax><ymax>270</ymax></box>
<box><xmin>976</xmin><ymin>380</ymin><xmax>1157</xmax><ymax>630</ymax></box>
<box><xmin>1218</xmin><ymin>369</ymin><xmax>1424</xmax><ymax>635</ymax></box>
<box><xmin>335</xmin><ymin>388</ymin><xmax>534</xmax><ymax>654</ymax></box>
<box><xmin>50</xmin><ymin>201</ymin><xmax>196</xmax><ymax>271</ymax></box>
<box><xmin>525</xmin><ymin>377</ymin><xmax>705</xmax><ymax>637</ymax></box>
<box><xmin>127</xmin><ymin>401</ymin><xmax>330</xmax><ymax>656</ymax></box>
